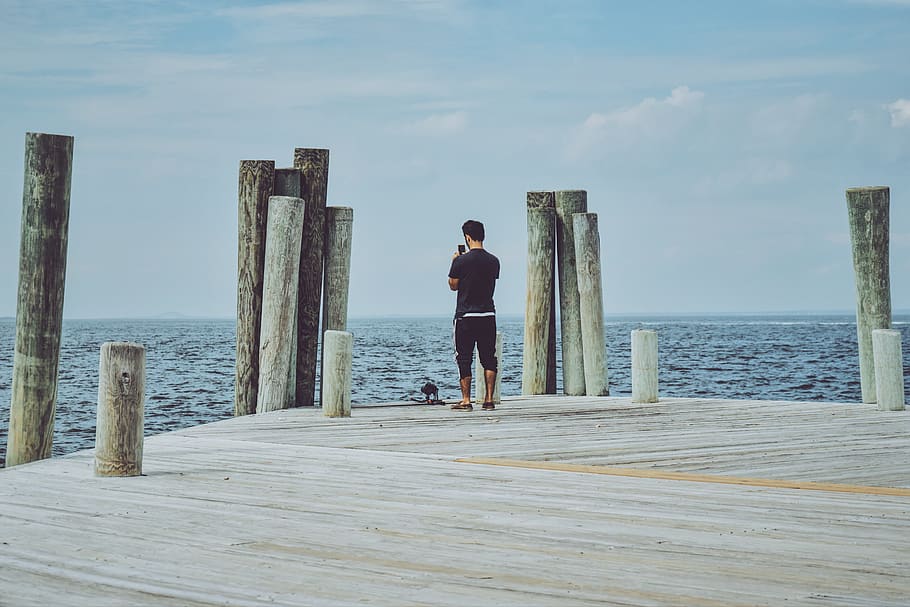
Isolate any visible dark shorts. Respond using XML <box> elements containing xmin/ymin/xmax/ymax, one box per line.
<box><xmin>453</xmin><ymin>316</ymin><xmax>497</xmax><ymax>379</ymax></box>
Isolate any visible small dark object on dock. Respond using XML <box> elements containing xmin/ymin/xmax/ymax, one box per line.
<box><xmin>416</xmin><ymin>382</ymin><xmax>444</xmax><ymax>405</ymax></box>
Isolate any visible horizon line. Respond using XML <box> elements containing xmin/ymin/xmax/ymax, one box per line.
<box><xmin>3</xmin><ymin>309</ymin><xmax>910</xmax><ymax>322</ymax></box>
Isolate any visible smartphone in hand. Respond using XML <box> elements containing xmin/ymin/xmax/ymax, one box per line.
<box><xmin>457</xmin><ymin>244</ymin><xmax>466</xmax><ymax>255</ymax></box>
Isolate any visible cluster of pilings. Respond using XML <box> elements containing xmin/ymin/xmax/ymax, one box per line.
<box><xmin>846</xmin><ymin>186</ymin><xmax>905</xmax><ymax>411</ymax></box>
<box><xmin>234</xmin><ymin>148</ymin><xmax>354</xmax><ymax>420</ymax></box>
<box><xmin>522</xmin><ymin>190</ymin><xmax>609</xmax><ymax>397</ymax></box>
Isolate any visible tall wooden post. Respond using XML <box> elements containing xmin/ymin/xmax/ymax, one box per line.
<box><xmin>547</xmin><ymin>273</ymin><xmax>557</xmax><ymax>394</ymax></box>
<box><xmin>322</xmin><ymin>331</ymin><xmax>353</xmax><ymax>418</ymax></box>
<box><xmin>522</xmin><ymin>191</ymin><xmax>555</xmax><ymax>395</ymax></box>
<box><xmin>555</xmin><ymin>190</ymin><xmax>588</xmax><ymax>396</ymax></box>
<box><xmin>321</xmin><ymin>206</ymin><xmax>353</xmax><ymax>404</ymax></box>
<box><xmin>94</xmin><ymin>342</ymin><xmax>145</xmax><ymax>477</ymax></box>
<box><xmin>631</xmin><ymin>329</ymin><xmax>658</xmax><ymax>403</ymax></box>
<box><xmin>321</xmin><ymin>206</ymin><xmax>354</xmax><ymax>333</ymax></box>
<box><xmin>257</xmin><ymin>196</ymin><xmax>306</xmax><ymax>414</ymax></box>
<box><xmin>272</xmin><ymin>168</ymin><xmax>304</xmax><ymax>407</ymax></box>
<box><xmin>6</xmin><ymin>132</ymin><xmax>73</xmax><ymax>467</ymax></box>
<box><xmin>872</xmin><ymin>329</ymin><xmax>905</xmax><ymax>411</ymax></box>
<box><xmin>235</xmin><ymin>160</ymin><xmax>275</xmax><ymax>417</ymax></box>
<box><xmin>573</xmin><ymin>212</ymin><xmax>609</xmax><ymax>396</ymax></box>
<box><xmin>475</xmin><ymin>331</ymin><xmax>504</xmax><ymax>405</ymax></box>
<box><xmin>846</xmin><ymin>186</ymin><xmax>891</xmax><ymax>404</ymax></box>
<box><xmin>293</xmin><ymin>148</ymin><xmax>330</xmax><ymax>406</ymax></box>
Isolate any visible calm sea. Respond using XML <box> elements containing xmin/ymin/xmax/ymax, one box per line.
<box><xmin>0</xmin><ymin>314</ymin><xmax>908</xmax><ymax>466</ymax></box>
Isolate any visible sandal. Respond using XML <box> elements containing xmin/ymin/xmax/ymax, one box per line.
<box><xmin>482</xmin><ymin>402</ymin><xmax>495</xmax><ymax>410</ymax></box>
<box><xmin>450</xmin><ymin>403</ymin><xmax>473</xmax><ymax>411</ymax></box>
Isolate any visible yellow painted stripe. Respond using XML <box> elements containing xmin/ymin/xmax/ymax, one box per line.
<box><xmin>455</xmin><ymin>457</ymin><xmax>910</xmax><ymax>497</ymax></box>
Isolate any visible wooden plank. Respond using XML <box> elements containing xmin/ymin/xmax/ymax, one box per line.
<box><xmin>456</xmin><ymin>457</ymin><xmax>910</xmax><ymax>496</ymax></box>
<box><xmin>1</xmin><ymin>395</ymin><xmax>909</xmax><ymax>606</ymax></box>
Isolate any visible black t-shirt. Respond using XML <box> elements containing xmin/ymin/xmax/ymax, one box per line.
<box><xmin>448</xmin><ymin>248</ymin><xmax>500</xmax><ymax>318</ymax></box>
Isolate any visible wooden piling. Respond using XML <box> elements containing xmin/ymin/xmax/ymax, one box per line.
<box><xmin>522</xmin><ymin>191</ymin><xmax>555</xmax><ymax>395</ymax></box>
<box><xmin>846</xmin><ymin>186</ymin><xmax>891</xmax><ymax>404</ymax></box>
<box><xmin>555</xmin><ymin>190</ymin><xmax>588</xmax><ymax>396</ymax></box>
<box><xmin>321</xmin><ymin>206</ymin><xmax>353</xmax><ymax>405</ymax></box>
<box><xmin>256</xmin><ymin>196</ymin><xmax>306</xmax><ymax>414</ymax></box>
<box><xmin>94</xmin><ymin>342</ymin><xmax>145</xmax><ymax>477</ymax></box>
<box><xmin>547</xmin><ymin>279</ymin><xmax>557</xmax><ymax>394</ymax></box>
<box><xmin>573</xmin><ymin>212</ymin><xmax>609</xmax><ymax>396</ymax></box>
<box><xmin>6</xmin><ymin>133</ymin><xmax>73</xmax><ymax>467</ymax></box>
<box><xmin>293</xmin><ymin>148</ymin><xmax>330</xmax><ymax>407</ymax></box>
<box><xmin>272</xmin><ymin>168</ymin><xmax>305</xmax><ymax>407</ymax></box>
<box><xmin>235</xmin><ymin>160</ymin><xmax>275</xmax><ymax>417</ymax></box>
<box><xmin>631</xmin><ymin>329</ymin><xmax>658</xmax><ymax>403</ymax></box>
<box><xmin>871</xmin><ymin>329</ymin><xmax>905</xmax><ymax>411</ymax></box>
<box><xmin>321</xmin><ymin>206</ymin><xmax>354</xmax><ymax>333</ymax></box>
<box><xmin>475</xmin><ymin>331</ymin><xmax>503</xmax><ymax>405</ymax></box>
<box><xmin>322</xmin><ymin>330</ymin><xmax>352</xmax><ymax>418</ymax></box>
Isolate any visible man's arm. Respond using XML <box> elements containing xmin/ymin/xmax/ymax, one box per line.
<box><xmin>448</xmin><ymin>251</ymin><xmax>460</xmax><ymax>291</ymax></box>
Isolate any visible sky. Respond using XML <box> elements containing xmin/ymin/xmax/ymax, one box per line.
<box><xmin>0</xmin><ymin>0</ymin><xmax>908</xmax><ymax>319</ymax></box>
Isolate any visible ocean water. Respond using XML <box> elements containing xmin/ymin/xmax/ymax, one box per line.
<box><xmin>0</xmin><ymin>314</ymin><xmax>908</xmax><ymax>466</ymax></box>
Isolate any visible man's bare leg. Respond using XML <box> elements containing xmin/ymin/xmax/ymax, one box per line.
<box><xmin>483</xmin><ymin>369</ymin><xmax>497</xmax><ymax>408</ymax></box>
<box><xmin>459</xmin><ymin>376</ymin><xmax>472</xmax><ymax>404</ymax></box>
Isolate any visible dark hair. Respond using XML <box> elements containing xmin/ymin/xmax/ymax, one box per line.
<box><xmin>462</xmin><ymin>220</ymin><xmax>485</xmax><ymax>242</ymax></box>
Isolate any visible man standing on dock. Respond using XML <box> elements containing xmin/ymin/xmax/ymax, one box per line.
<box><xmin>448</xmin><ymin>220</ymin><xmax>500</xmax><ymax>411</ymax></box>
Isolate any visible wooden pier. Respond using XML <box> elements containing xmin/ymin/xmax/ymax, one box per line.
<box><xmin>1</xmin><ymin>395</ymin><xmax>908</xmax><ymax>606</ymax></box>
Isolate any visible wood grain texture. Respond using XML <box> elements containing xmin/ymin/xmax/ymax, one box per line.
<box><xmin>256</xmin><ymin>196</ymin><xmax>305</xmax><ymax>414</ymax></box>
<box><xmin>321</xmin><ymin>206</ymin><xmax>353</xmax><ymax>334</ymax></box>
<box><xmin>1</xmin><ymin>396</ymin><xmax>909</xmax><ymax>606</ymax></box>
<box><xmin>573</xmin><ymin>213</ymin><xmax>609</xmax><ymax>396</ymax></box>
<box><xmin>272</xmin><ymin>168</ymin><xmax>305</xmax><ymax>407</ymax></box>
<box><xmin>94</xmin><ymin>342</ymin><xmax>145</xmax><ymax>476</ymax></box>
<box><xmin>631</xmin><ymin>329</ymin><xmax>658</xmax><ymax>403</ymax></box>
<box><xmin>235</xmin><ymin>160</ymin><xmax>275</xmax><ymax>417</ymax></box>
<box><xmin>7</xmin><ymin>132</ymin><xmax>73</xmax><ymax>467</ymax></box>
<box><xmin>846</xmin><ymin>186</ymin><xmax>891</xmax><ymax>404</ymax></box>
<box><xmin>293</xmin><ymin>148</ymin><xmax>330</xmax><ymax>407</ymax></box>
<box><xmin>523</xmin><ymin>192</ymin><xmax>555</xmax><ymax>395</ymax></box>
<box><xmin>321</xmin><ymin>331</ymin><xmax>352</xmax><ymax>417</ymax></box>
<box><xmin>871</xmin><ymin>329</ymin><xmax>905</xmax><ymax>411</ymax></box>
<box><xmin>456</xmin><ymin>457</ymin><xmax>910</xmax><ymax>496</ymax></box>
<box><xmin>555</xmin><ymin>190</ymin><xmax>588</xmax><ymax>396</ymax></box>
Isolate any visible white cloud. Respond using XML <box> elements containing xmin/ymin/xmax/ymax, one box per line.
<box><xmin>749</xmin><ymin>94</ymin><xmax>825</xmax><ymax>145</ymax></box>
<box><xmin>885</xmin><ymin>99</ymin><xmax>910</xmax><ymax>127</ymax></box>
<box><xmin>570</xmin><ymin>85</ymin><xmax>704</xmax><ymax>156</ymax></box>
<box><xmin>407</xmin><ymin>110</ymin><xmax>468</xmax><ymax>135</ymax></box>
<box><xmin>217</xmin><ymin>0</ymin><xmax>459</xmax><ymax>21</ymax></box>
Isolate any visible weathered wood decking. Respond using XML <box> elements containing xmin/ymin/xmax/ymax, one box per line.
<box><xmin>1</xmin><ymin>396</ymin><xmax>908</xmax><ymax>606</ymax></box>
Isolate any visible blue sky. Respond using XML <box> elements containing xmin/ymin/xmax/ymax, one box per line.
<box><xmin>0</xmin><ymin>0</ymin><xmax>908</xmax><ymax>318</ymax></box>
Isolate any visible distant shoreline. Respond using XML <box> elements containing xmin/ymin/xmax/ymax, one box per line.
<box><xmin>2</xmin><ymin>310</ymin><xmax>910</xmax><ymax>322</ymax></box>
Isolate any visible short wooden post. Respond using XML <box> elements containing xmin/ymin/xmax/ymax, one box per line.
<box><xmin>573</xmin><ymin>212</ymin><xmax>609</xmax><ymax>396</ymax></box>
<box><xmin>235</xmin><ymin>160</ymin><xmax>275</xmax><ymax>417</ymax></box>
<box><xmin>322</xmin><ymin>206</ymin><xmax>354</xmax><ymax>332</ymax></box>
<box><xmin>256</xmin><ymin>196</ymin><xmax>306</xmax><ymax>414</ymax></box>
<box><xmin>846</xmin><ymin>186</ymin><xmax>891</xmax><ymax>404</ymax></box>
<box><xmin>6</xmin><ymin>132</ymin><xmax>73</xmax><ymax>467</ymax></box>
<box><xmin>555</xmin><ymin>190</ymin><xmax>588</xmax><ymax>396</ymax></box>
<box><xmin>322</xmin><ymin>330</ymin><xmax>352</xmax><ymax>418</ymax></box>
<box><xmin>94</xmin><ymin>342</ymin><xmax>145</xmax><ymax>476</ymax></box>
<box><xmin>293</xmin><ymin>148</ymin><xmax>330</xmax><ymax>407</ymax></box>
<box><xmin>631</xmin><ymin>329</ymin><xmax>658</xmax><ymax>403</ymax></box>
<box><xmin>522</xmin><ymin>191</ymin><xmax>555</xmax><ymax>395</ymax></box>
<box><xmin>475</xmin><ymin>331</ymin><xmax>503</xmax><ymax>405</ymax></box>
<box><xmin>272</xmin><ymin>168</ymin><xmax>304</xmax><ymax>407</ymax></box>
<box><xmin>872</xmin><ymin>329</ymin><xmax>905</xmax><ymax>411</ymax></box>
